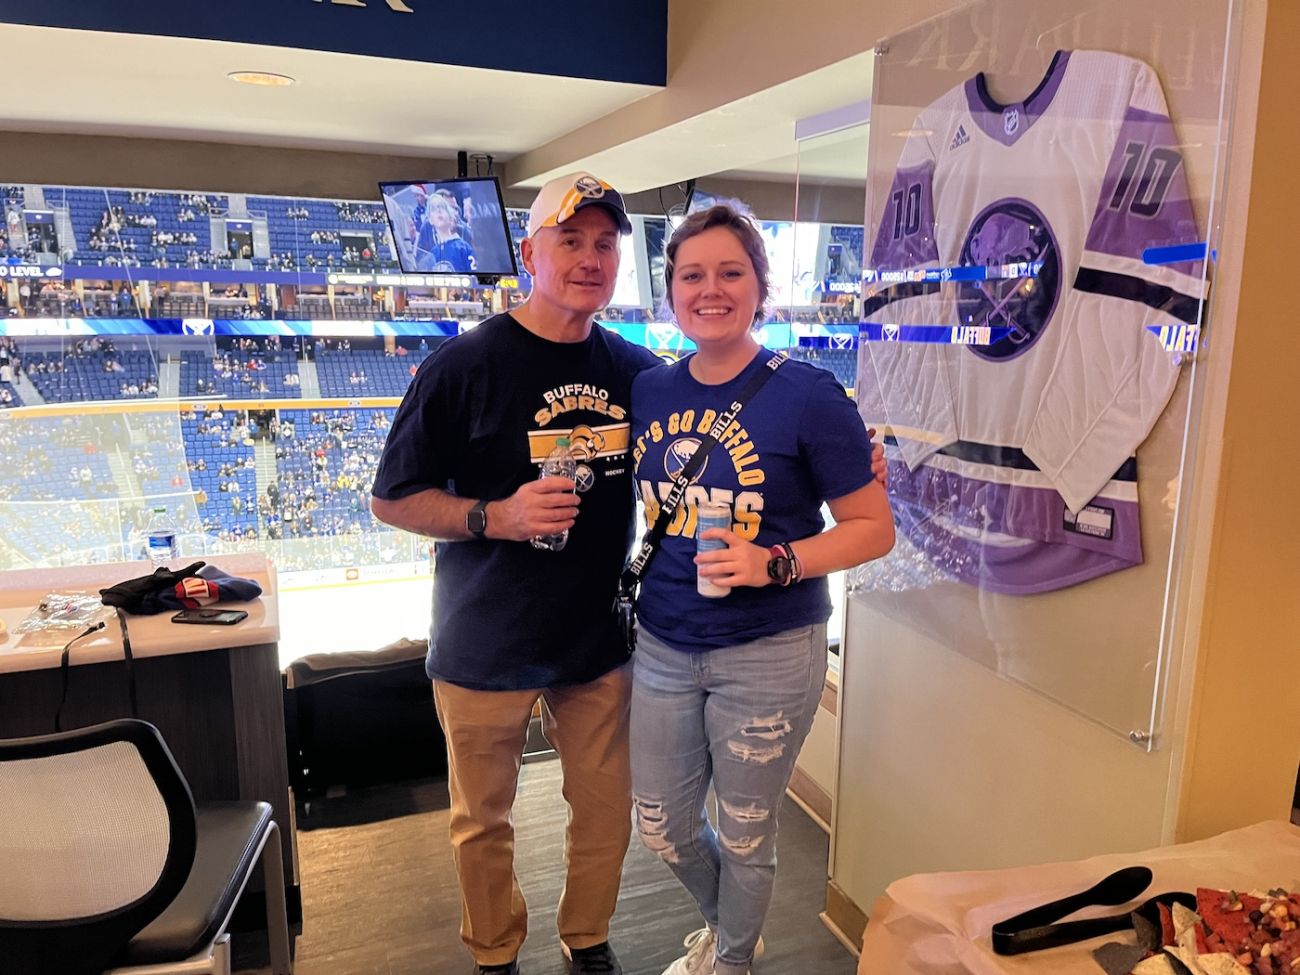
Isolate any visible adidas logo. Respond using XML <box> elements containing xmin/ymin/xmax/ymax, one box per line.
<box><xmin>950</xmin><ymin>125</ymin><xmax>970</xmax><ymax>151</ymax></box>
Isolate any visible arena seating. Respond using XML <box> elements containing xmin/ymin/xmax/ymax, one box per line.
<box><xmin>789</xmin><ymin>346</ymin><xmax>857</xmax><ymax>389</ymax></box>
<box><xmin>178</xmin><ymin>344</ymin><xmax>301</xmax><ymax>399</ymax></box>
<box><xmin>152</xmin><ymin>293</ymin><xmax>206</xmax><ymax>317</ymax></box>
<box><xmin>247</xmin><ymin>196</ymin><xmax>397</xmax><ymax>272</ymax></box>
<box><xmin>0</xmin><ymin>416</ymin><xmax>120</xmax><ymax>502</ymax></box>
<box><xmin>0</xmin><ymin>381</ymin><xmax>21</xmax><ymax>408</ymax></box>
<box><xmin>314</xmin><ymin>347</ymin><xmax>433</xmax><ymax>398</ymax></box>
<box><xmin>830</xmin><ymin>224</ymin><xmax>866</xmax><ymax>265</ymax></box>
<box><xmin>44</xmin><ymin>186</ymin><xmax>230</xmax><ymax>268</ymax></box>
<box><xmin>266</xmin><ymin>408</ymin><xmax>393</xmax><ymax>538</ymax></box>
<box><xmin>284</xmin><ymin>293</ymin><xmax>386</xmax><ymax>320</ymax></box>
<box><xmin>131</xmin><ymin>442</ymin><xmax>189</xmax><ymax>498</ymax></box>
<box><xmin>24</xmin><ymin>348</ymin><xmax>159</xmax><ymax>403</ymax></box>
<box><xmin>180</xmin><ymin>410</ymin><xmax>259</xmax><ymax>538</ymax></box>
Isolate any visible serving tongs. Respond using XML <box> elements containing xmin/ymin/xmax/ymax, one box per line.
<box><xmin>992</xmin><ymin>866</ymin><xmax>1196</xmax><ymax>956</ymax></box>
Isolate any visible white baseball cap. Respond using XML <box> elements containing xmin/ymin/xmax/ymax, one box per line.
<box><xmin>526</xmin><ymin>171</ymin><xmax>633</xmax><ymax>238</ymax></box>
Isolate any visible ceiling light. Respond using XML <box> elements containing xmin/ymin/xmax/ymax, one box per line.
<box><xmin>227</xmin><ymin>71</ymin><xmax>296</xmax><ymax>87</ymax></box>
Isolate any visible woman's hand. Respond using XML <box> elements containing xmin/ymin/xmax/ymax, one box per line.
<box><xmin>694</xmin><ymin>529</ymin><xmax>773</xmax><ymax>589</ymax></box>
<box><xmin>867</xmin><ymin>427</ymin><xmax>889</xmax><ymax>487</ymax></box>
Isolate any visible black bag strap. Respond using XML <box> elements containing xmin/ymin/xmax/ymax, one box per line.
<box><xmin>55</xmin><ymin>609</ymin><xmax>139</xmax><ymax>733</ymax></box>
<box><xmin>620</xmin><ymin>350</ymin><xmax>786</xmax><ymax>594</ymax></box>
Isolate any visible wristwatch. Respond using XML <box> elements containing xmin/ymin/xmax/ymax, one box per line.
<box><xmin>767</xmin><ymin>543</ymin><xmax>796</xmax><ymax>587</ymax></box>
<box><xmin>466</xmin><ymin>499</ymin><xmax>489</xmax><ymax>540</ymax></box>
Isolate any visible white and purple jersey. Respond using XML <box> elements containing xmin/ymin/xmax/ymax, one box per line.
<box><xmin>858</xmin><ymin>50</ymin><xmax>1205</xmax><ymax>594</ymax></box>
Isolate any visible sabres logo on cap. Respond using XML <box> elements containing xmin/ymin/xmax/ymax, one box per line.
<box><xmin>574</xmin><ymin>175</ymin><xmax>607</xmax><ymax>199</ymax></box>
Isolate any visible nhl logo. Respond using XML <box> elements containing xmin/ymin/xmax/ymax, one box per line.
<box><xmin>574</xmin><ymin>175</ymin><xmax>606</xmax><ymax>199</ymax></box>
<box><xmin>1003</xmin><ymin>108</ymin><xmax>1020</xmax><ymax>135</ymax></box>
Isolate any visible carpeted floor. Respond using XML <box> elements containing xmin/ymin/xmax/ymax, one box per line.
<box><xmin>239</xmin><ymin>758</ymin><xmax>857</xmax><ymax>975</ymax></box>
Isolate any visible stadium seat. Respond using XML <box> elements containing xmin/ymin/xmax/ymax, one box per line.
<box><xmin>0</xmin><ymin>718</ymin><xmax>291</xmax><ymax>975</ymax></box>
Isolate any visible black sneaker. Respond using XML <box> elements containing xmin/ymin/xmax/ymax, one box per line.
<box><xmin>474</xmin><ymin>962</ymin><xmax>519</xmax><ymax>975</ymax></box>
<box><xmin>563</xmin><ymin>941</ymin><xmax>622</xmax><ymax>975</ymax></box>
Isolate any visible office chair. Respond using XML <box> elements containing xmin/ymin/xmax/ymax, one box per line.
<box><xmin>0</xmin><ymin>718</ymin><xmax>292</xmax><ymax>975</ymax></box>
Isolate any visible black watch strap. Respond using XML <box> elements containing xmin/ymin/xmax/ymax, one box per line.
<box><xmin>467</xmin><ymin>499</ymin><xmax>489</xmax><ymax>540</ymax></box>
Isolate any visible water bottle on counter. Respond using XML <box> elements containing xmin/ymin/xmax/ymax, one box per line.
<box><xmin>531</xmin><ymin>437</ymin><xmax>577</xmax><ymax>552</ymax></box>
<box><xmin>146</xmin><ymin>506</ymin><xmax>179</xmax><ymax>567</ymax></box>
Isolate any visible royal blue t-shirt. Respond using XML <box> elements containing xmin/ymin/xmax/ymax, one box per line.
<box><xmin>372</xmin><ymin>314</ymin><xmax>660</xmax><ymax>689</ymax></box>
<box><xmin>631</xmin><ymin>350</ymin><xmax>875</xmax><ymax>652</ymax></box>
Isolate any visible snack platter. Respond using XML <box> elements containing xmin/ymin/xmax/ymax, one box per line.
<box><xmin>1098</xmin><ymin>887</ymin><xmax>1300</xmax><ymax>975</ymax></box>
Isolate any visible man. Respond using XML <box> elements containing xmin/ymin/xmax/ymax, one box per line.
<box><xmin>371</xmin><ymin>172</ymin><xmax>660</xmax><ymax>975</ymax></box>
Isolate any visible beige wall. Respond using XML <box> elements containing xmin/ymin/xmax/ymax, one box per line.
<box><xmin>1175</xmin><ymin>0</ymin><xmax>1300</xmax><ymax>840</ymax></box>
<box><xmin>509</xmin><ymin>0</ymin><xmax>958</xmax><ymax>186</ymax></box>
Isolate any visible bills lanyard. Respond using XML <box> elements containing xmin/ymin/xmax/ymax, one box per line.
<box><xmin>619</xmin><ymin>351</ymin><xmax>786</xmax><ymax>595</ymax></box>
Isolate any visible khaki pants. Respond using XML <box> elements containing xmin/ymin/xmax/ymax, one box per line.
<box><xmin>433</xmin><ymin>663</ymin><xmax>633</xmax><ymax>967</ymax></box>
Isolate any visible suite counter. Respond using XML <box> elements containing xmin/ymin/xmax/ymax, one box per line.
<box><xmin>0</xmin><ymin>554</ymin><xmax>279</xmax><ymax>672</ymax></box>
<box><xmin>0</xmin><ymin>554</ymin><xmax>300</xmax><ymax>941</ymax></box>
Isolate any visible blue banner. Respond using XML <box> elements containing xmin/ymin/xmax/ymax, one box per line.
<box><xmin>1142</xmin><ymin>242</ymin><xmax>1208</xmax><ymax>266</ymax></box>
<box><xmin>0</xmin><ymin>318</ymin><xmax>462</xmax><ymax>337</ymax></box>
<box><xmin>859</xmin><ymin>323</ymin><xmax>1015</xmax><ymax>347</ymax></box>
<box><xmin>863</xmin><ymin>261</ymin><xmax>1043</xmax><ymax>287</ymax></box>
<box><xmin>0</xmin><ymin>0</ymin><xmax>667</xmax><ymax>85</ymax></box>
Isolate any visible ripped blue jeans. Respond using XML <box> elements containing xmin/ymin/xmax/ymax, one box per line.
<box><xmin>630</xmin><ymin>623</ymin><xmax>828</xmax><ymax>975</ymax></box>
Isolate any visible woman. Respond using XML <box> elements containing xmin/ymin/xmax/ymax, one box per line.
<box><xmin>630</xmin><ymin>203</ymin><xmax>895</xmax><ymax>975</ymax></box>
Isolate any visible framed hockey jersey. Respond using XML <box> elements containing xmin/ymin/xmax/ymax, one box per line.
<box><xmin>858</xmin><ymin>49</ymin><xmax>1207</xmax><ymax>594</ymax></box>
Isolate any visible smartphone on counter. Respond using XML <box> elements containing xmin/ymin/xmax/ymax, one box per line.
<box><xmin>171</xmin><ymin>608</ymin><xmax>249</xmax><ymax>626</ymax></box>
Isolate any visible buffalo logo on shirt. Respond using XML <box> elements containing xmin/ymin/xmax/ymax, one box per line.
<box><xmin>568</xmin><ymin>425</ymin><xmax>606</xmax><ymax>461</ymax></box>
<box><xmin>664</xmin><ymin>437</ymin><xmax>709</xmax><ymax>481</ymax></box>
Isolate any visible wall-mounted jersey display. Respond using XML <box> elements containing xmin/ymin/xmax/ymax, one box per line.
<box><xmin>857</xmin><ymin>49</ymin><xmax>1207</xmax><ymax>594</ymax></box>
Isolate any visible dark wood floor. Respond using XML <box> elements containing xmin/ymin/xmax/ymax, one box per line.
<box><xmin>239</xmin><ymin>758</ymin><xmax>857</xmax><ymax>975</ymax></box>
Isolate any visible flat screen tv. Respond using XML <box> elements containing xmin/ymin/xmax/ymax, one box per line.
<box><xmin>379</xmin><ymin>176</ymin><xmax>518</xmax><ymax>276</ymax></box>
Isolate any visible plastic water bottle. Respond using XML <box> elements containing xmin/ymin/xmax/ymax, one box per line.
<box><xmin>146</xmin><ymin>506</ymin><xmax>179</xmax><ymax>567</ymax></box>
<box><xmin>531</xmin><ymin>437</ymin><xmax>577</xmax><ymax>552</ymax></box>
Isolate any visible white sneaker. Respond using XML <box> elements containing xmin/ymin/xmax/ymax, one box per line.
<box><xmin>662</xmin><ymin>928</ymin><xmax>715</xmax><ymax>975</ymax></box>
<box><xmin>660</xmin><ymin>928</ymin><xmax>765</xmax><ymax>975</ymax></box>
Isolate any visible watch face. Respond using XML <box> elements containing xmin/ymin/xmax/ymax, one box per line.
<box><xmin>467</xmin><ymin>507</ymin><xmax>487</xmax><ymax>535</ymax></box>
<box><xmin>767</xmin><ymin>556</ymin><xmax>792</xmax><ymax>585</ymax></box>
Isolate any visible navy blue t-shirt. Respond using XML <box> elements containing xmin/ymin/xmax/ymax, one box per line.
<box><xmin>372</xmin><ymin>314</ymin><xmax>660</xmax><ymax>689</ymax></box>
<box><xmin>631</xmin><ymin>350</ymin><xmax>875</xmax><ymax>652</ymax></box>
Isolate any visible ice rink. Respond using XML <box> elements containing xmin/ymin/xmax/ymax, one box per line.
<box><xmin>275</xmin><ymin>568</ymin><xmax>847</xmax><ymax>670</ymax></box>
